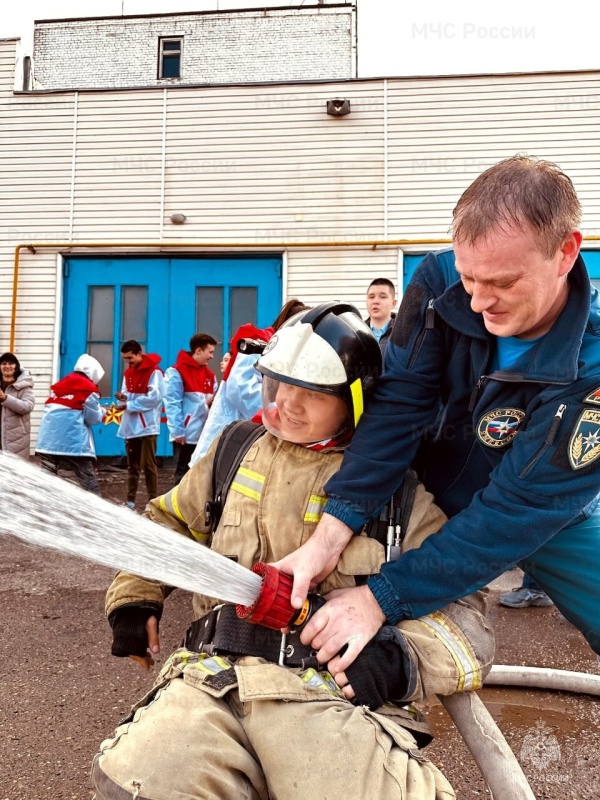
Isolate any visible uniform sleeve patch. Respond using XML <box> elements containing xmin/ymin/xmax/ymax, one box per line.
<box><xmin>476</xmin><ymin>408</ymin><xmax>525</xmax><ymax>448</ymax></box>
<box><xmin>584</xmin><ymin>387</ymin><xmax>600</xmax><ymax>405</ymax></box>
<box><xmin>567</xmin><ymin>408</ymin><xmax>600</xmax><ymax>470</ymax></box>
<box><xmin>391</xmin><ymin>284</ymin><xmax>425</xmax><ymax>349</ymax></box>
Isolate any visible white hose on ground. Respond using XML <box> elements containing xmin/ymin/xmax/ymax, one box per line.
<box><xmin>486</xmin><ymin>664</ymin><xmax>600</xmax><ymax>695</ymax></box>
<box><xmin>439</xmin><ymin>691</ymin><xmax>537</xmax><ymax>800</ymax></box>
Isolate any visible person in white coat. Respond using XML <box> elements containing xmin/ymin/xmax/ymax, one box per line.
<box><xmin>35</xmin><ymin>354</ymin><xmax>106</xmax><ymax>493</ymax></box>
<box><xmin>164</xmin><ymin>333</ymin><xmax>218</xmax><ymax>484</ymax></box>
<box><xmin>190</xmin><ymin>300</ymin><xmax>307</xmax><ymax>467</ymax></box>
<box><xmin>115</xmin><ymin>340</ymin><xmax>164</xmax><ymax>509</ymax></box>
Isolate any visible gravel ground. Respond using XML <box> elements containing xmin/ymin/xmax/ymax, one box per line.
<box><xmin>0</xmin><ymin>461</ymin><xmax>599</xmax><ymax>799</ymax></box>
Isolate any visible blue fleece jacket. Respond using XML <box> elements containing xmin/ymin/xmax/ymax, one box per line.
<box><xmin>324</xmin><ymin>250</ymin><xmax>600</xmax><ymax>623</ymax></box>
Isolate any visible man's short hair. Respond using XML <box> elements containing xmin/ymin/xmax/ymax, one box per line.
<box><xmin>367</xmin><ymin>278</ymin><xmax>396</xmax><ymax>297</ymax></box>
<box><xmin>190</xmin><ymin>333</ymin><xmax>217</xmax><ymax>352</ymax></box>
<box><xmin>452</xmin><ymin>155</ymin><xmax>581</xmax><ymax>258</ymax></box>
<box><xmin>121</xmin><ymin>340</ymin><xmax>142</xmax><ymax>355</ymax></box>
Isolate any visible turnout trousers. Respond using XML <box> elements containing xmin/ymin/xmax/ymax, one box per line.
<box><xmin>92</xmin><ymin>653</ymin><xmax>455</xmax><ymax>800</ymax></box>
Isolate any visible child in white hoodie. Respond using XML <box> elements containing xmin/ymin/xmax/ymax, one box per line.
<box><xmin>35</xmin><ymin>354</ymin><xmax>106</xmax><ymax>494</ymax></box>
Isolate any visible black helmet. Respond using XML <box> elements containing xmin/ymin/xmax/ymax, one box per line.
<box><xmin>256</xmin><ymin>302</ymin><xmax>382</xmax><ymax>431</ymax></box>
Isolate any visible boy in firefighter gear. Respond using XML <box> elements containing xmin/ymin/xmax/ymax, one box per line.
<box><xmin>93</xmin><ymin>303</ymin><xmax>493</xmax><ymax>800</ymax></box>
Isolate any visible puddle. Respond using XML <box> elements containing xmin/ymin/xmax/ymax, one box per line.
<box><xmin>425</xmin><ymin>686</ymin><xmax>600</xmax><ymax>743</ymax></box>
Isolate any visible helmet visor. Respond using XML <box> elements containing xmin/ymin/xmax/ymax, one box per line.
<box><xmin>261</xmin><ymin>376</ymin><xmax>350</xmax><ymax>445</ymax></box>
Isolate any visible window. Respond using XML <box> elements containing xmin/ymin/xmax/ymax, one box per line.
<box><xmin>158</xmin><ymin>37</ymin><xmax>182</xmax><ymax>79</ymax></box>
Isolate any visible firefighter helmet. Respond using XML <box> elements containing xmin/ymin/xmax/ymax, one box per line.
<box><xmin>256</xmin><ymin>302</ymin><xmax>382</xmax><ymax>434</ymax></box>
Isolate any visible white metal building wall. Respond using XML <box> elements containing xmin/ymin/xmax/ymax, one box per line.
<box><xmin>3</xmin><ymin>35</ymin><xmax>600</xmax><ymax>438</ymax></box>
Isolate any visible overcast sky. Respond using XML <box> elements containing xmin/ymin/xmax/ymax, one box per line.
<box><xmin>0</xmin><ymin>0</ymin><xmax>595</xmax><ymax>78</ymax></box>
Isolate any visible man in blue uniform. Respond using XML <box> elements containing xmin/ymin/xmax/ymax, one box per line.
<box><xmin>274</xmin><ymin>155</ymin><xmax>600</xmax><ymax>679</ymax></box>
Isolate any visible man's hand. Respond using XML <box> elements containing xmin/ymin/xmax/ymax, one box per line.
<box><xmin>271</xmin><ymin>513</ymin><xmax>354</xmax><ymax>609</ymax></box>
<box><xmin>129</xmin><ymin>616</ymin><xmax>161</xmax><ymax>671</ymax></box>
<box><xmin>174</xmin><ymin>436</ymin><xmax>186</xmax><ymax>445</ymax></box>
<box><xmin>299</xmin><ymin>584</ymin><xmax>386</xmax><ymax>672</ymax></box>
<box><xmin>114</xmin><ymin>391</ymin><xmax>127</xmax><ymax>402</ymax></box>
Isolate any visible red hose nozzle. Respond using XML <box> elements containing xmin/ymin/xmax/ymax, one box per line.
<box><xmin>236</xmin><ymin>562</ymin><xmax>296</xmax><ymax>630</ymax></box>
<box><xmin>236</xmin><ymin>563</ymin><xmax>326</xmax><ymax>631</ymax></box>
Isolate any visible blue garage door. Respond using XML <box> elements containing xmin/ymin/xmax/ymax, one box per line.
<box><xmin>61</xmin><ymin>255</ymin><xmax>282</xmax><ymax>456</ymax></box>
<box><xmin>403</xmin><ymin>249</ymin><xmax>600</xmax><ymax>289</ymax></box>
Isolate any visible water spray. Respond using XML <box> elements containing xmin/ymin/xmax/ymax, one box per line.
<box><xmin>0</xmin><ymin>453</ymin><xmax>305</xmax><ymax>620</ymax></box>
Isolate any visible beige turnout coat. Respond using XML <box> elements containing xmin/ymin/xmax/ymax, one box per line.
<box><xmin>107</xmin><ymin>431</ymin><xmax>493</xmax><ymax>702</ymax></box>
<box><xmin>97</xmin><ymin>431</ymin><xmax>495</xmax><ymax>800</ymax></box>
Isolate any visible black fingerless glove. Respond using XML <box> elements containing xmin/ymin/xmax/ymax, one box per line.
<box><xmin>344</xmin><ymin>636</ymin><xmax>409</xmax><ymax>711</ymax></box>
<box><xmin>109</xmin><ymin>604</ymin><xmax>162</xmax><ymax>658</ymax></box>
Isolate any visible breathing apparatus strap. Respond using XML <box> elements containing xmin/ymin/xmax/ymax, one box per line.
<box><xmin>204</xmin><ymin>420</ymin><xmax>266</xmax><ymax>530</ymax></box>
<box><xmin>363</xmin><ymin>468</ymin><xmax>419</xmax><ymax>558</ymax></box>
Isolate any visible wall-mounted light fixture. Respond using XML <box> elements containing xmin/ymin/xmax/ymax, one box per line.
<box><xmin>326</xmin><ymin>98</ymin><xmax>351</xmax><ymax>117</ymax></box>
<box><xmin>170</xmin><ymin>212</ymin><xmax>187</xmax><ymax>224</ymax></box>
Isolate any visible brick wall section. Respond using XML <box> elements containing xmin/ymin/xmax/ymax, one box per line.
<box><xmin>33</xmin><ymin>6</ymin><xmax>355</xmax><ymax>90</ymax></box>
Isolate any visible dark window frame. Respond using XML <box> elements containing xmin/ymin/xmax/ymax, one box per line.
<box><xmin>158</xmin><ymin>36</ymin><xmax>183</xmax><ymax>80</ymax></box>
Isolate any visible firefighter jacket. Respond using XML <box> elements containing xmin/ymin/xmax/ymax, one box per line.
<box><xmin>324</xmin><ymin>250</ymin><xmax>600</xmax><ymax>625</ymax></box>
<box><xmin>106</xmin><ymin>430</ymin><xmax>494</xmax><ymax>704</ymax></box>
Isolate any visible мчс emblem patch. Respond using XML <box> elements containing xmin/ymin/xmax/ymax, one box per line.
<box><xmin>477</xmin><ymin>408</ymin><xmax>525</xmax><ymax>448</ymax></box>
<box><xmin>568</xmin><ymin>408</ymin><xmax>600</xmax><ymax>470</ymax></box>
<box><xmin>584</xmin><ymin>387</ymin><xmax>600</xmax><ymax>406</ymax></box>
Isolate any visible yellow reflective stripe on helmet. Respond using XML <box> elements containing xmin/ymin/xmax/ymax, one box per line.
<box><xmin>230</xmin><ymin>466</ymin><xmax>265</xmax><ymax>502</ymax></box>
<box><xmin>304</xmin><ymin>494</ymin><xmax>327</xmax><ymax>524</ymax></box>
<box><xmin>420</xmin><ymin>611</ymin><xmax>482</xmax><ymax>692</ymax></box>
<box><xmin>158</xmin><ymin>486</ymin><xmax>187</xmax><ymax>523</ymax></box>
<box><xmin>349</xmin><ymin>377</ymin><xmax>364</xmax><ymax>428</ymax></box>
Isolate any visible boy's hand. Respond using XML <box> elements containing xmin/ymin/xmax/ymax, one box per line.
<box><xmin>110</xmin><ymin>606</ymin><xmax>161</xmax><ymax>669</ymax></box>
<box><xmin>129</xmin><ymin>616</ymin><xmax>161</xmax><ymax>670</ymax></box>
<box><xmin>332</xmin><ymin>635</ymin><xmax>409</xmax><ymax>709</ymax></box>
<box><xmin>115</xmin><ymin>391</ymin><xmax>127</xmax><ymax>402</ymax></box>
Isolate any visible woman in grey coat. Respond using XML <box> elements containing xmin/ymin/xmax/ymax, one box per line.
<box><xmin>0</xmin><ymin>352</ymin><xmax>35</xmax><ymax>459</ymax></box>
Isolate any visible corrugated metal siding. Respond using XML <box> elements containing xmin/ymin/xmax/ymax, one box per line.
<box><xmin>74</xmin><ymin>91</ymin><xmax>166</xmax><ymax>238</ymax></box>
<box><xmin>4</xmin><ymin>33</ymin><xmax>600</xmax><ymax>444</ymax></box>
<box><xmin>286</xmin><ymin>247</ymin><xmax>399</xmax><ymax>315</ymax></box>
<box><xmin>162</xmin><ymin>82</ymin><xmax>385</xmax><ymax>240</ymax></box>
<box><xmin>386</xmin><ymin>73</ymin><xmax>600</xmax><ymax>237</ymax></box>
